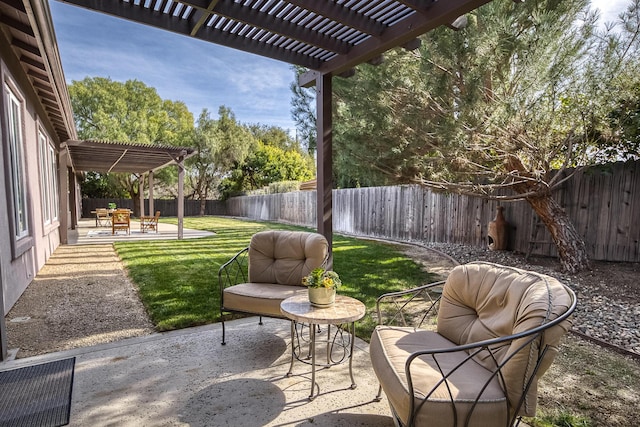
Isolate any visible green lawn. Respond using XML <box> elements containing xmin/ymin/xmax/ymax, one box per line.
<box><xmin>114</xmin><ymin>216</ymin><xmax>435</xmax><ymax>337</ymax></box>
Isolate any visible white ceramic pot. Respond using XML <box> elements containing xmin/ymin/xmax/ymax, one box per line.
<box><xmin>308</xmin><ymin>287</ymin><xmax>336</xmax><ymax>308</ymax></box>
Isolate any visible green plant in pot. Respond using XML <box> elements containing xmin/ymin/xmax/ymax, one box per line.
<box><xmin>303</xmin><ymin>268</ymin><xmax>341</xmax><ymax>307</ymax></box>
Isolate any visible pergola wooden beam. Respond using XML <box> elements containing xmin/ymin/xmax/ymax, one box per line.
<box><xmin>316</xmin><ymin>73</ymin><xmax>333</xmax><ymax>262</ymax></box>
<box><xmin>199</xmin><ymin>1</ymin><xmax>352</xmax><ymax>54</ymax></box>
<box><xmin>60</xmin><ymin>0</ymin><xmax>329</xmax><ymax>69</ymax></box>
<box><xmin>300</xmin><ymin>0</ymin><xmax>492</xmax><ymax>84</ymax></box>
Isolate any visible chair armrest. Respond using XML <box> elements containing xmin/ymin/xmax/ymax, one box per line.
<box><xmin>218</xmin><ymin>247</ymin><xmax>249</xmax><ymax>296</ymax></box>
<box><xmin>375</xmin><ymin>280</ymin><xmax>445</xmax><ymax>328</ymax></box>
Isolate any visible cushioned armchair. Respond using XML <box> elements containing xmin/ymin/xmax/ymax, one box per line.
<box><xmin>370</xmin><ymin>262</ymin><xmax>576</xmax><ymax>427</ymax></box>
<box><xmin>218</xmin><ymin>230</ymin><xmax>329</xmax><ymax>345</ymax></box>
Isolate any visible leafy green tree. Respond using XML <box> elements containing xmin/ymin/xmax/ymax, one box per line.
<box><xmin>69</xmin><ymin>77</ymin><xmax>194</xmax><ymax>211</ymax></box>
<box><xmin>239</xmin><ymin>142</ymin><xmax>314</xmax><ymax>190</ymax></box>
<box><xmin>187</xmin><ymin>107</ymin><xmax>256</xmax><ymax>213</ymax></box>
<box><xmin>248</xmin><ymin>124</ymin><xmax>296</xmax><ymax>151</ymax></box>
<box><xmin>218</xmin><ymin>120</ymin><xmax>315</xmax><ymax>199</ymax></box>
<box><xmin>79</xmin><ymin>172</ymin><xmax>127</xmax><ymax>198</ymax></box>
<box><xmin>599</xmin><ymin>2</ymin><xmax>640</xmax><ymax>159</ymax></box>
<box><xmin>314</xmin><ymin>0</ymin><xmax>640</xmax><ymax>272</ymax></box>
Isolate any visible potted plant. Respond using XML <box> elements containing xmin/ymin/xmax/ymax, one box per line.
<box><xmin>302</xmin><ymin>268</ymin><xmax>342</xmax><ymax>307</ymax></box>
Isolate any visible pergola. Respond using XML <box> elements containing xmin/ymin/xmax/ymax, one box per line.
<box><xmin>58</xmin><ymin>0</ymin><xmax>498</xmax><ymax>253</ymax></box>
<box><xmin>66</xmin><ymin>139</ymin><xmax>195</xmax><ymax>238</ymax></box>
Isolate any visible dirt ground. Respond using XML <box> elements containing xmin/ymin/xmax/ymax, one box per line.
<box><xmin>4</xmin><ymin>244</ymin><xmax>155</xmax><ymax>358</ymax></box>
<box><xmin>4</xmin><ymin>241</ymin><xmax>640</xmax><ymax>426</ymax></box>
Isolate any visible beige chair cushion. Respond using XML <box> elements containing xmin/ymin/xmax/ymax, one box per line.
<box><xmin>436</xmin><ymin>263</ymin><xmax>573</xmax><ymax>415</ymax></box>
<box><xmin>222</xmin><ymin>231</ymin><xmax>328</xmax><ymax>319</ymax></box>
<box><xmin>248</xmin><ymin>230</ymin><xmax>328</xmax><ymax>286</ymax></box>
<box><xmin>223</xmin><ymin>283</ymin><xmax>308</xmax><ymax>317</ymax></box>
<box><xmin>370</xmin><ymin>326</ymin><xmax>508</xmax><ymax>427</ymax></box>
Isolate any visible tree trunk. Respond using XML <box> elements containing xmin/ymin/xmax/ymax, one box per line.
<box><xmin>525</xmin><ymin>194</ymin><xmax>590</xmax><ymax>273</ymax></box>
<box><xmin>199</xmin><ymin>198</ymin><xmax>206</xmax><ymax>216</ymax></box>
<box><xmin>505</xmin><ymin>155</ymin><xmax>589</xmax><ymax>273</ymax></box>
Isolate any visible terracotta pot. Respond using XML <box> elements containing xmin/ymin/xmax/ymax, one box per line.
<box><xmin>308</xmin><ymin>287</ymin><xmax>336</xmax><ymax>307</ymax></box>
<box><xmin>487</xmin><ymin>206</ymin><xmax>509</xmax><ymax>251</ymax></box>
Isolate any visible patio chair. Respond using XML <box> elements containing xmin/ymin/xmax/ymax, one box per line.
<box><xmin>111</xmin><ymin>209</ymin><xmax>131</xmax><ymax>235</ymax></box>
<box><xmin>140</xmin><ymin>211</ymin><xmax>160</xmax><ymax>233</ymax></box>
<box><xmin>370</xmin><ymin>262</ymin><xmax>576</xmax><ymax>427</ymax></box>
<box><xmin>218</xmin><ymin>230</ymin><xmax>329</xmax><ymax>345</ymax></box>
<box><xmin>95</xmin><ymin>208</ymin><xmax>111</xmax><ymax>227</ymax></box>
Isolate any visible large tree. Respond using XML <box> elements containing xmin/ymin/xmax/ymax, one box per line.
<box><xmin>230</xmin><ymin>142</ymin><xmax>314</xmax><ymax>192</ymax></box>
<box><xmin>69</xmin><ymin>77</ymin><xmax>194</xmax><ymax>212</ymax></box>
<box><xmin>218</xmin><ymin>124</ymin><xmax>315</xmax><ymax>199</ymax></box>
<box><xmin>187</xmin><ymin>107</ymin><xmax>256</xmax><ymax>213</ymax></box>
<box><xmin>295</xmin><ymin>0</ymin><xmax>640</xmax><ymax>272</ymax></box>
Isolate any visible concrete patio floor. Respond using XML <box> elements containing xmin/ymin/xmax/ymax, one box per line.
<box><xmin>3</xmin><ymin>220</ymin><xmax>393</xmax><ymax>425</ymax></box>
<box><xmin>1</xmin><ymin>317</ymin><xmax>393</xmax><ymax>426</ymax></box>
<box><xmin>68</xmin><ymin>217</ymin><xmax>215</xmax><ymax>244</ymax></box>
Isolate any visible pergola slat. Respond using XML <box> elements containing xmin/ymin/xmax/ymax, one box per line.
<box><xmin>298</xmin><ymin>0</ymin><xmax>492</xmax><ymax>85</ymax></box>
<box><xmin>286</xmin><ymin>0</ymin><xmax>385</xmax><ymax>36</ymax></box>
<box><xmin>60</xmin><ymin>0</ymin><xmax>496</xmax><ymax>80</ymax></box>
<box><xmin>208</xmin><ymin>0</ymin><xmax>352</xmax><ymax>54</ymax></box>
<box><xmin>60</xmin><ymin>0</ymin><xmax>323</xmax><ymax>69</ymax></box>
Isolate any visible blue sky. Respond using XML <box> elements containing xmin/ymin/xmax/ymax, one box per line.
<box><xmin>49</xmin><ymin>0</ymin><xmax>628</xmax><ymax>134</ymax></box>
<box><xmin>49</xmin><ymin>1</ymin><xmax>299</xmax><ymax>132</ymax></box>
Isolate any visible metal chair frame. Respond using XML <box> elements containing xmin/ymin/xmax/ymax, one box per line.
<box><xmin>218</xmin><ymin>247</ymin><xmax>252</xmax><ymax>345</ymax></box>
<box><xmin>373</xmin><ymin>263</ymin><xmax>577</xmax><ymax>427</ymax></box>
<box><xmin>218</xmin><ymin>241</ymin><xmax>329</xmax><ymax>345</ymax></box>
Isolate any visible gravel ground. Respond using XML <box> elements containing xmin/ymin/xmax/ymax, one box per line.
<box><xmin>5</xmin><ymin>244</ymin><xmax>155</xmax><ymax>359</ymax></box>
<box><xmin>4</xmin><ymin>239</ymin><xmax>639</xmax><ymax>359</ymax></box>
<box><xmin>420</xmin><ymin>242</ymin><xmax>640</xmax><ymax>356</ymax></box>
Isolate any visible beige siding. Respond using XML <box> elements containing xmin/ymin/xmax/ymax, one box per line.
<box><xmin>1</xmin><ymin>46</ymin><xmax>61</xmax><ymax>312</ymax></box>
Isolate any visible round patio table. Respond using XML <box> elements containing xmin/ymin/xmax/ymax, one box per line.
<box><xmin>280</xmin><ymin>294</ymin><xmax>366</xmax><ymax>400</ymax></box>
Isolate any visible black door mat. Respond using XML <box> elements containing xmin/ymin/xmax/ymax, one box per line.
<box><xmin>0</xmin><ymin>357</ymin><xmax>75</xmax><ymax>427</ymax></box>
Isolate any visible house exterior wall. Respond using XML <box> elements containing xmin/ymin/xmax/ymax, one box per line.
<box><xmin>1</xmin><ymin>32</ymin><xmax>62</xmax><ymax>314</ymax></box>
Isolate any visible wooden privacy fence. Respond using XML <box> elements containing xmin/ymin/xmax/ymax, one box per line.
<box><xmin>81</xmin><ymin>198</ymin><xmax>227</xmax><ymax>218</ymax></box>
<box><xmin>81</xmin><ymin>160</ymin><xmax>639</xmax><ymax>262</ymax></box>
<box><xmin>225</xmin><ymin>161</ymin><xmax>640</xmax><ymax>263</ymax></box>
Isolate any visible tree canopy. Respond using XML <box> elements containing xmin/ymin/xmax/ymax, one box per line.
<box><xmin>69</xmin><ymin>77</ymin><xmax>193</xmax><ymax>145</ymax></box>
<box><xmin>186</xmin><ymin>106</ymin><xmax>256</xmax><ymax>211</ymax></box>
<box><xmin>69</xmin><ymin>77</ymin><xmax>311</xmax><ymax>207</ymax></box>
<box><xmin>292</xmin><ymin>0</ymin><xmax>640</xmax><ymax>272</ymax></box>
<box><xmin>69</xmin><ymin>77</ymin><xmax>195</xmax><ymax>203</ymax></box>
<box><xmin>218</xmin><ymin>123</ymin><xmax>315</xmax><ymax>199</ymax></box>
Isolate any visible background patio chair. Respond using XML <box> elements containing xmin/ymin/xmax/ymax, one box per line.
<box><xmin>111</xmin><ymin>209</ymin><xmax>131</xmax><ymax>235</ymax></box>
<box><xmin>370</xmin><ymin>261</ymin><xmax>576</xmax><ymax>427</ymax></box>
<box><xmin>140</xmin><ymin>211</ymin><xmax>160</xmax><ymax>233</ymax></box>
<box><xmin>95</xmin><ymin>208</ymin><xmax>111</xmax><ymax>227</ymax></box>
<box><xmin>218</xmin><ymin>230</ymin><xmax>328</xmax><ymax>344</ymax></box>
